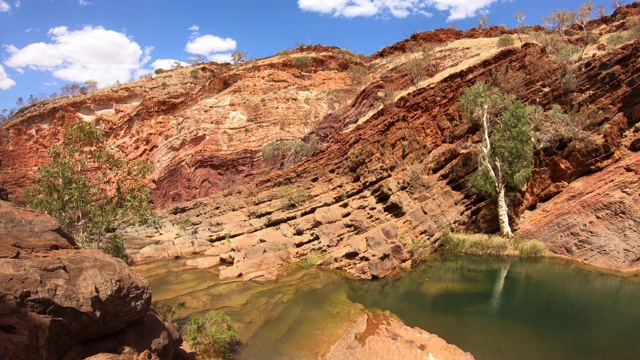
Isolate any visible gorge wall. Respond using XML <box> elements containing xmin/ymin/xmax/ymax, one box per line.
<box><xmin>1</xmin><ymin>6</ymin><xmax>640</xmax><ymax>279</ymax></box>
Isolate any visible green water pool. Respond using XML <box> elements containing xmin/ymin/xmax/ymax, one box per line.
<box><xmin>135</xmin><ymin>256</ymin><xmax>640</xmax><ymax>359</ymax></box>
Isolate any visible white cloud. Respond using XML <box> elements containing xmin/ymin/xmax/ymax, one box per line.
<box><xmin>150</xmin><ymin>59</ymin><xmax>188</xmax><ymax>71</ymax></box>
<box><xmin>297</xmin><ymin>0</ymin><xmax>429</xmax><ymax>18</ymax></box>
<box><xmin>0</xmin><ymin>65</ymin><xmax>16</xmax><ymax>90</ymax></box>
<box><xmin>78</xmin><ymin>0</ymin><xmax>91</xmax><ymax>5</ymax></box>
<box><xmin>4</xmin><ymin>26</ymin><xmax>150</xmax><ymax>87</ymax></box>
<box><xmin>208</xmin><ymin>53</ymin><xmax>233</xmax><ymax>63</ymax></box>
<box><xmin>427</xmin><ymin>0</ymin><xmax>498</xmax><ymax>21</ymax></box>
<box><xmin>298</xmin><ymin>0</ymin><xmax>498</xmax><ymax>20</ymax></box>
<box><xmin>0</xmin><ymin>0</ymin><xmax>10</xmax><ymax>12</ymax></box>
<box><xmin>188</xmin><ymin>24</ymin><xmax>199</xmax><ymax>32</ymax></box>
<box><xmin>185</xmin><ymin>34</ymin><xmax>236</xmax><ymax>56</ymax></box>
<box><xmin>14</xmin><ymin>1</ymin><xmax>19</xmax><ymax>9</ymax></box>
<box><xmin>184</xmin><ymin>34</ymin><xmax>237</xmax><ymax>64</ymax></box>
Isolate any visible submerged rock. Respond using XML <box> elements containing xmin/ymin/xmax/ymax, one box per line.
<box><xmin>323</xmin><ymin>312</ymin><xmax>474</xmax><ymax>360</ymax></box>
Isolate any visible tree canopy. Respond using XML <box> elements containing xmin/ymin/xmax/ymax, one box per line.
<box><xmin>459</xmin><ymin>82</ymin><xmax>533</xmax><ymax>237</ymax></box>
<box><xmin>26</xmin><ymin>120</ymin><xmax>156</xmax><ymax>261</ymax></box>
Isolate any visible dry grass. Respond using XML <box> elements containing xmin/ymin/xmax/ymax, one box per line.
<box><xmin>442</xmin><ymin>232</ymin><xmax>547</xmax><ymax>259</ymax></box>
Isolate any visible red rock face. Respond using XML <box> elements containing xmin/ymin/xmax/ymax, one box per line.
<box><xmin>518</xmin><ymin>152</ymin><xmax>640</xmax><ymax>271</ymax></box>
<box><xmin>3</xmin><ymin>14</ymin><xmax>640</xmax><ymax>276</ymax></box>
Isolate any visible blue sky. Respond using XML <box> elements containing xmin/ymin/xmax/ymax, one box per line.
<box><xmin>0</xmin><ymin>0</ymin><xmax>616</xmax><ymax>113</ymax></box>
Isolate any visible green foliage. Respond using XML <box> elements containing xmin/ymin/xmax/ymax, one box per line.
<box><xmin>347</xmin><ymin>65</ymin><xmax>368</xmax><ymax>86</ymax></box>
<box><xmin>154</xmin><ymin>301</ymin><xmax>186</xmax><ymax>322</ymax></box>
<box><xmin>26</xmin><ymin>121</ymin><xmax>156</xmax><ymax>262</ymax></box>
<box><xmin>293</xmin><ymin>56</ymin><xmax>313</xmax><ymax>71</ymax></box>
<box><xmin>154</xmin><ymin>68</ymin><xmax>165</xmax><ymax>75</ymax></box>
<box><xmin>607</xmin><ymin>32</ymin><xmax>627</xmax><ymax>48</ymax></box>
<box><xmin>606</xmin><ymin>18</ymin><xmax>640</xmax><ymax>49</ymax></box>
<box><xmin>280</xmin><ymin>185</ymin><xmax>306</xmax><ymax>209</ymax></box>
<box><xmin>178</xmin><ymin>218</ymin><xmax>194</xmax><ymax>237</ymax></box>
<box><xmin>517</xmin><ymin>240</ymin><xmax>548</xmax><ymax>258</ymax></box>
<box><xmin>190</xmin><ymin>69</ymin><xmax>200</xmax><ymax>79</ymax></box>
<box><xmin>459</xmin><ymin>83</ymin><xmax>532</xmax><ymax>237</ymax></box>
<box><xmin>303</xmin><ymin>249</ymin><xmax>329</xmax><ymax>268</ymax></box>
<box><xmin>542</xmin><ymin>9</ymin><xmax>577</xmax><ymax>32</ymax></box>
<box><xmin>458</xmin><ymin>81</ymin><xmax>511</xmax><ymax>121</ymax></box>
<box><xmin>530</xmin><ymin>104</ymin><xmax>581</xmax><ymax>149</ymax></box>
<box><xmin>262</xmin><ymin>141</ymin><xmax>294</xmax><ymax>166</ymax></box>
<box><xmin>261</xmin><ymin>137</ymin><xmax>320</xmax><ymax>169</ymax></box>
<box><xmin>459</xmin><ymin>83</ymin><xmax>533</xmax><ymax>197</ymax></box>
<box><xmin>496</xmin><ymin>34</ymin><xmax>516</xmax><ymax>48</ymax></box>
<box><xmin>403</xmin><ymin>232</ymin><xmax>430</xmax><ymax>262</ymax></box>
<box><xmin>530</xmin><ymin>32</ymin><xmax>581</xmax><ymax>63</ymax></box>
<box><xmin>182</xmin><ymin>310</ymin><xmax>237</xmax><ymax>359</ymax></box>
<box><xmin>491</xmin><ymin>101</ymin><xmax>534</xmax><ymax>190</ymax></box>
<box><xmin>401</xmin><ymin>54</ymin><xmax>433</xmax><ymax>89</ymax></box>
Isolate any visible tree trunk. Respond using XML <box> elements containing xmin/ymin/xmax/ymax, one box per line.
<box><xmin>496</xmin><ymin>182</ymin><xmax>512</xmax><ymax>237</ymax></box>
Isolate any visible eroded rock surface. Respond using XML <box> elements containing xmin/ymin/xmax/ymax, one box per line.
<box><xmin>0</xmin><ymin>201</ymin><xmax>183</xmax><ymax>359</ymax></box>
<box><xmin>3</xmin><ymin>9</ymin><xmax>640</xmax><ymax>278</ymax></box>
<box><xmin>323</xmin><ymin>312</ymin><xmax>474</xmax><ymax>360</ymax></box>
<box><xmin>517</xmin><ymin>152</ymin><xmax>640</xmax><ymax>272</ymax></box>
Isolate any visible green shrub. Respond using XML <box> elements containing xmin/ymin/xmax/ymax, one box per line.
<box><xmin>154</xmin><ymin>68</ymin><xmax>165</xmax><ymax>75</ymax></box>
<box><xmin>262</xmin><ymin>141</ymin><xmax>295</xmax><ymax>166</ymax></box>
<box><xmin>190</xmin><ymin>69</ymin><xmax>200</xmax><ymax>79</ymax></box>
<box><xmin>304</xmin><ymin>249</ymin><xmax>329</xmax><ymax>267</ymax></box>
<box><xmin>262</xmin><ymin>137</ymin><xmax>319</xmax><ymax>169</ymax></box>
<box><xmin>183</xmin><ymin>311</ymin><xmax>237</xmax><ymax>359</ymax></box>
<box><xmin>607</xmin><ymin>33</ymin><xmax>626</xmax><ymax>48</ymax></box>
<box><xmin>496</xmin><ymin>34</ymin><xmax>515</xmax><ymax>48</ymax></box>
<box><xmin>293</xmin><ymin>56</ymin><xmax>313</xmax><ymax>71</ymax></box>
<box><xmin>466</xmin><ymin>236</ymin><xmax>509</xmax><ymax>256</ymax></box>
<box><xmin>406</xmin><ymin>235</ymin><xmax>430</xmax><ymax>262</ymax></box>
<box><xmin>441</xmin><ymin>233</ymin><xmax>508</xmax><ymax>257</ymax></box>
<box><xmin>607</xmin><ymin>19</ymin><xmax>640</xmax><ymax>49</ymax></box>
<box><xmin>25</xmin><ymin>121</ymin><xmax>156</xmax><ymax>262</ymax></box>
<box><xmin>517</xmin><ymin>240</ymin><xmax>547</xmax><ymax>258</ymax></box>
<box><xmin>347</xmin><ymin>65</ymin><xmax>368</xmax><ymax>86</ymax></box>
<box><xmin>280</xmin><ymin>185</ymin><xmax>306</xmax><ymax>209</ymax></box>
<box><xmin>154</xmin><ymin>301</ymin><xmax>186</xmax><ymax>322</ymax></box>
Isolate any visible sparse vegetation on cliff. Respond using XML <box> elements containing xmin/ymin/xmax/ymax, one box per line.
<box><xmin>496</xmin><ymin>34</ymin><xmax>515</xmax><ymax>48</ymax></box>
<box><xmin>25</xmin><ymin>121</ymin><xmax>157</xmax><ymax>261</ymax></box>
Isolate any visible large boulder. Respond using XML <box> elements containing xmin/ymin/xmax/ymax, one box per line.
<box><xmin>0</xmin><ymin>201</ymin><xmax>183</xmax><ymax>359</ymax></box>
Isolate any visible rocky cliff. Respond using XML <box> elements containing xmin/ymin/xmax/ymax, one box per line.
<box><xmin>1</xmin><ymin>5</ymin><xmax>640</xmax><ymax>280</ymax></box>
<box><xmin>0</xmin><ymin>200</ymin><xmax>184</xmax><ymax>359</ymax></box>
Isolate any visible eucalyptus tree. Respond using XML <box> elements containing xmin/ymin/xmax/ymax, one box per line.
<box><xmin>26</xmin><ymin>120</ymin><xmax>157</xmax><ymax>261</ymax></box>
<box><xmin>459</xmin><ymin>82</ymin><xmax>533</xmax><ymax>237</ymax></box>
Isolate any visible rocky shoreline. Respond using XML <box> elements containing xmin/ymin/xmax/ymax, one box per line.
<box><xmin>0</xmin><ymin>200</ymin><xmax>187</xmax><ymax>359</ymax></box>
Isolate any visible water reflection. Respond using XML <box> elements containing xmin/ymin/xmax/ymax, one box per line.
<box><xmin>490</xmin><ymin>263</ymin><xmax>510</xmax><ymax>312</ymax></box>
<box><xmin>135</xmin><ymin>256</ymin><xmax>640</xmax><ymax>360</ymax></box>
<box><xmin>345</xmin><ymin>256</ymin><xmax>640</xmax><ymax>360</ymax></box>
